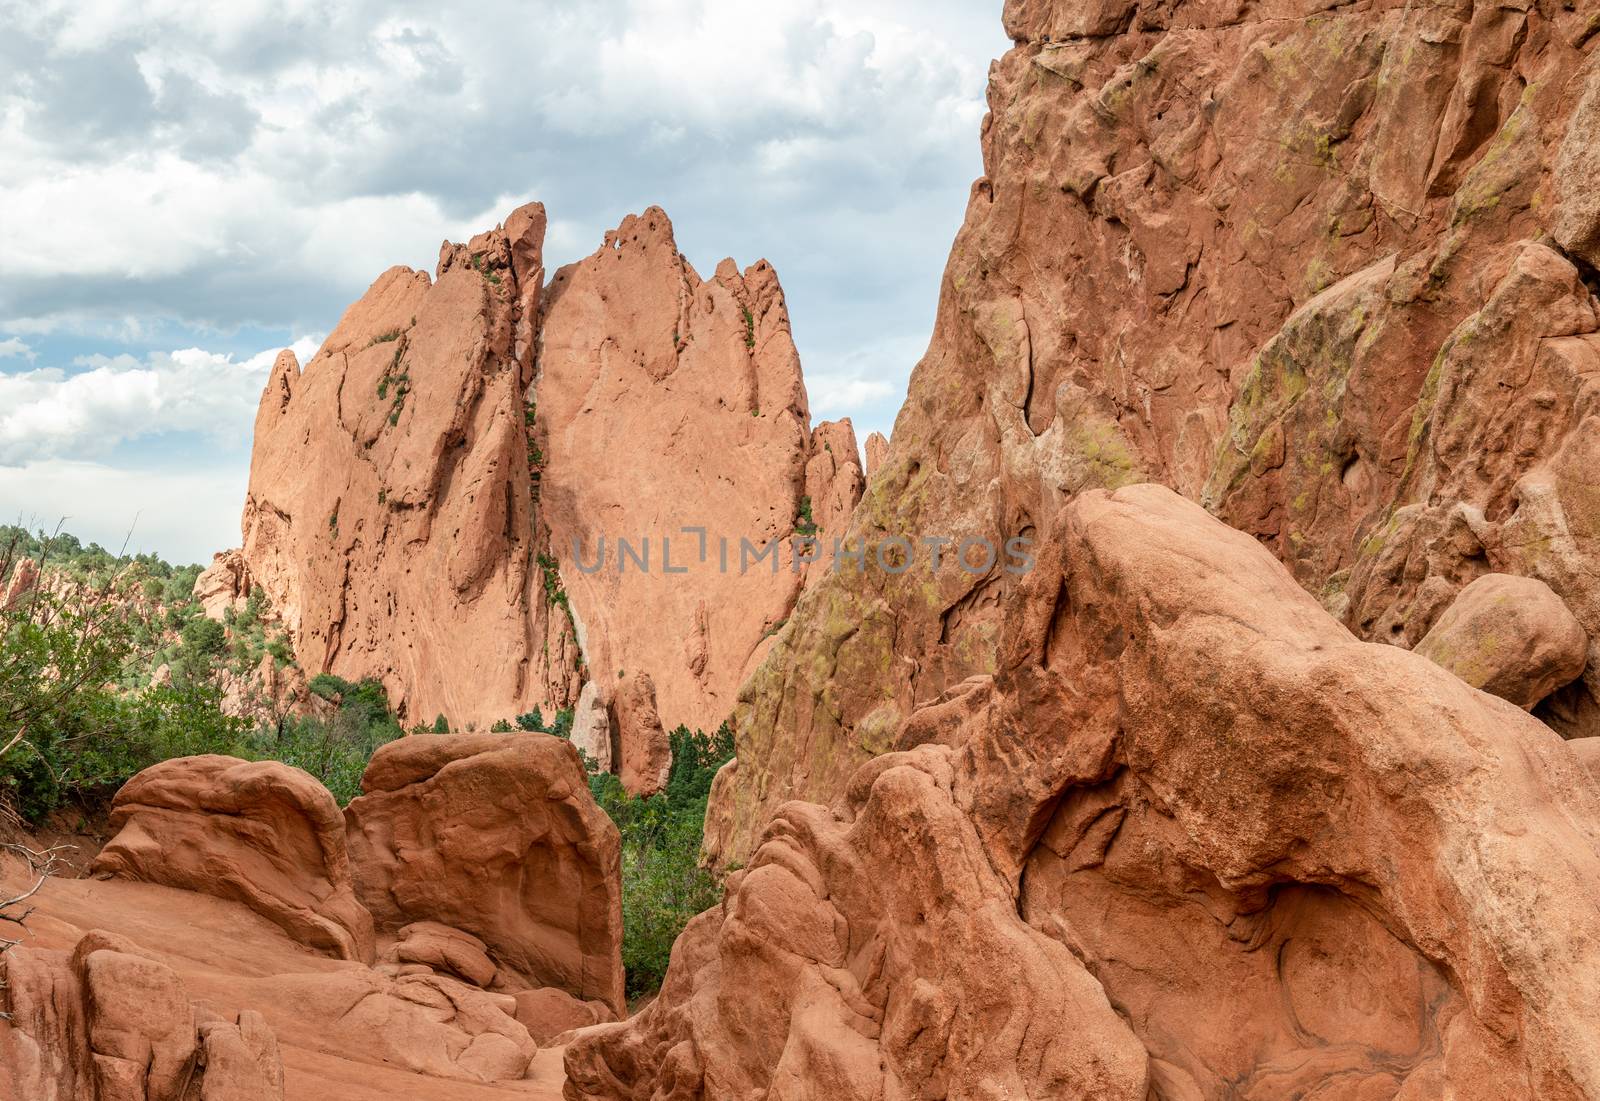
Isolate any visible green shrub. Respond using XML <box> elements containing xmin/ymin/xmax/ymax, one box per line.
<box><xmin>514</xmin><ymin>706</ymin><xmax>573</xmax><ymax>738</ymax></box>
<box><xmin>0</xmin><ymin>528</ymin><xmax>402</xmax><ymax>818</ymax></box>
<box><xmin>0</xmin><ymin>550</ymin><xmax>249</xmax><ymax>819</ymax></box>
<box><xmin>256</xmin><ymin>675</ymin><xmax>401</xmax><ymax>804</ymax></box>
<box><xmin>587</xmin><ymin>723</ymin><xmax>734</xmax><ymax>998</ymax></box>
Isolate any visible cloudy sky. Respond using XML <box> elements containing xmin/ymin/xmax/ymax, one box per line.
<box><xmin>0</xmin><ymin>0</ymin><xmax>1007</xmax><ymax>564</ymax></box>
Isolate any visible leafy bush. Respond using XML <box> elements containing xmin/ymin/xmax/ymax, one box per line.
<box><xmin>261</xmin><ymin>675</ymin><xmax>402</xmax><ymax>803</ymax></box>
<box><xmin>516</xmin><ymin>706</ymin><xmax>573</xmax><ymax>739</ymax></box>
<box><xmin>0</xmin><ymin>538</ymin><xmax>250</xmax><ymax>819</ymax></box>
<box><xmin>587</xmin><ymin>723</ymin><xmax>734</xmax><ymax>998</ymax></box>
<box><xmin>0</xmin><ymin>529</ymin><xmax>405</xmax><ymax>820</ymax></box>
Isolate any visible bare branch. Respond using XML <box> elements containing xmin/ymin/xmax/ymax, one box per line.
<box><xmin>0</xmin><ymin>843</ymin><xmax>72</xmax><ymax>954</ymax></box>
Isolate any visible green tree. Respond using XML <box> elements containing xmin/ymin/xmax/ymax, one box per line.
<box><xmin>586</xmin><ymin>722</ymin><xmax>735</xmax><ymax>998</ymax></box>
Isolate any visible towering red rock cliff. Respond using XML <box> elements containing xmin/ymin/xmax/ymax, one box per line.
<box><xmin>709</xmin><ymin>0</ymin><xmax>1600</xmax><ymax>865</ymax></box>
<box><xmin>536</xmin><ymin>210</ymin><xmax>843</xmax><ymax>730</ymax></box>
<box><xmin>241</xmin><ymin>206</ymin><xmax>560</xmax><ymax>731</ymax></box>
<box><xmin>233</xmin><ymin>205</ymin><xmax>862</xmax><ymax>738</ymax></box>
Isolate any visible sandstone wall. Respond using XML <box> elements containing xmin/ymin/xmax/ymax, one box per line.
<box><xmin>709</xmin><ymin>0</ymin><xmax>1600</xmax><ymax>865</ymax></box>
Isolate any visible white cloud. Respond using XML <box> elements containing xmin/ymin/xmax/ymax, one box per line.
<box><xmin>0</xmin><ymin>457</ymin><xmax>249</xmax><ymax>565</ymax></box>
<box><xmin>808</xmin><ymin>375</ymin><xmax>897</xmax><ymax>415</ymax></box>
<box><xmin>0</xmin><ymin>338</ymin><xmax>34</xmax><ymax>361</ymax></box>
<box><xmin>0</xmin><ymin>0</ymin><xmax>999</xmax><ymax>308</ymax></box>
<box><xmin>0</xmin><ymin>336</ymin><xmax>320</xmax><ymax>464</ymax></box>
<box><xmin>0</xmin><ymin>0</ymin><xmax>1007</xmax><ymax>559</ymax></box>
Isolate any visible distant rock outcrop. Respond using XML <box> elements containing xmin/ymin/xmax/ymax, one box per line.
<box><xmin>863</xmin><ymin>431</ymin><xmax>888</xmax><ymax>481</ymax></box>
<box><xmin>233</xmin><ymin>204</ymin><xmax>864</xmax><ymax>744</ymax></box>
<box><xmin>2</xmin><ymin>556</ymin><xmax>39</xmax><ymax>610</ymax></box>
<box><xmin>193</xmin><ymin>548</ymin><xmax>254</xmax><ymax>622</ymax></box>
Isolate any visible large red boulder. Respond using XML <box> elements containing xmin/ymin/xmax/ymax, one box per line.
<box><xmin>344</xmin><ymin>733</ymin><xmax>625</xmax><ymax>1015</ymax></box>
<box><xmin>91</xmin><ymin>756</ymin><xmax>374</xmax><ymax>963</ymax></box>
<box><xmin>570</xmin><ymin>486</ymin><xmax>1600</xmax><ymax>1099</ymax></box>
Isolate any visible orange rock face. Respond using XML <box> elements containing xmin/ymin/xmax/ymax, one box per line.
<box><xmin>237</xmin><ymin>204</ymin><xmax>860</xmax><ymax>738</ymax></box>
<box><xmin>345</xmin><ymin>733</ymin><xmax>625</xmax><ymax>1015</ymax></box>
<box><xmin>571</xmin><ymin>486</ymin><xmax>1600</xmax><ymax>1099</ymax></box>
<box><xmin>537</xmin><ymin>211</ymin><xmax>840</xmax><ymax>733</ymax></box>
<box><xmin>241</xmin><ymin>205</ymin><xmax>565</xmax><ymax>733</ymax></box>
<box><xmin>1</xmin><ymin>929</ymin><xmax>285</xmax><ymax>1101</ymax></box>
<box><xmin>2</xmin><ymin>556</ymin><xmax>39</xmax><ymax>610</ymax></box>
<box><xmin>91</xmin><ymin>755</ymin><xmax>374</xmax><ymax>963</ymax></box>
<box><xmin>710</xmin><ymin>0</ymin><xmax>1600</xmax><ymax>865</ymax></box>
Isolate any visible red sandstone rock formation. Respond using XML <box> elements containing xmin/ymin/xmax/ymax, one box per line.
<box><xmin>609</xmin><ymin>672</ymin><xmax>670</xmax><ymax>798</ymax></box>
<box><xmin>91</xmin><ymin>756</ymin><xmax>374</xmax><ymax>963</ymax></box>
<box><xmin>1</xmin><ymin>557</ymin><xmax>39</xmax><ymax>611</ymax></box>
<box><xmin>862</xmin><ymin>431</ymin><xmax>888</xmax><ymax>482</ymax></box>
<box><xmin>537</xmin><ymin>211</ymin><xmax>838</xmax><ymax>733</ymax></box>
<box><xmin>1415</xmin><ymin>572</ymin><xmax>1589</xmax><ymax>709</ymax></box>
<box><xmin>193</xmin><ymin>548</ymin><xmax>254</xmax><ymax>623</ymax></box>
<box><xmin>1</xmin><ymin>929</ymin><xmax>285</xmax><ymax>1100</ymax></box>
<box><xmin>570</xmin><ymin>486</ymin><xmax>1600</xmax><ymax>1099</ymax></box>
<box><xmin>709</xmin><ymin>0</ymin><xmax>1600</xmax><ymax>866</ymax></box>
<box><xmin>512</xmin><ymin>988</ymin><xmax>614</xmax><ymax>1047</ymax></box>
<box><xmin>3</xmin><ymin>731</ymin><xmax>623</xmax><ymax>1096</ymax></box>
<box><xmin>240</xmin><ymin>206</ymin><xmax>567</xmax><ymax>733</ymax></box>
<box><xmin>344</xmin><ymin>733</ymin><xmax>625</xmax><ymax>1015</ymax></box>
<box><xmin>0</xmin><ymin>876</ymin><xmax>560</xmax><ymax>1096</ymax></box>
<box><xmin>235</xmin><ymin>205</ymin><xmax>863</xmax><ymax>739</ymax></box>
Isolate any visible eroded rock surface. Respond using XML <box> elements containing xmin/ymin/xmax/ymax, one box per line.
<box><xmin>0</xmin><ymin>929</ymin><xmax>285</xmax><ymax>1101</ymax></box>
<box><xmin>1416</xmin><ymin>572</ymin><xmax>1588</xmax><ymax>709</ymax></box>
<box><xmin>241</xmin><ymin>205</ymin><xmax>568</xmax><ymax>733</ymax></box>
<box><xmin>345</xmin><ymin>733</ymin><xmax>625</xmax><ymax>1014</ymax></box>
<box><xmin>91</xmin><ymin>756</ymin><xmax>374</xmax><ymax>963</ymax></box>
<box><xmin>572</xmin><ymin>486</ymin><xmax>1600</xmax><ymax>1100</ymax></box>
<box><xmin>710</xmin><ymin>0</ymin><xmax>1600</xmax><ymax>865</ymax></box>
<box><xmin>610</xmin><ymin>672</ymin><xmax>671</xmax><ymax>798</ymax></box>
<box><xmin>0</xmin><ymin>736</ymin><xmax>608</xmax><ymax>1096</ymax></box>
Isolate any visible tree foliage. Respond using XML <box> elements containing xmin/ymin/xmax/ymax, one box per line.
<box><xmin>587</xmin><ymin>723</ymin><xmax>735</xmax><ymax>998</ymax></box>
